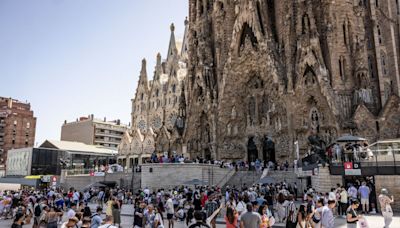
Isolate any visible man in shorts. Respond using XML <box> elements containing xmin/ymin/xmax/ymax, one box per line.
<box><xmin>165</xmin><ymin>194</ymin><xmax>175</xmax><ymax>228</ymax></box>
<box><xmin>358</xmin><ymin>182</ymin><xmax>370</xmax><ymax>213</ymax></box>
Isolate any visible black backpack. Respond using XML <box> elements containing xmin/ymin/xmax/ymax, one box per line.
<box><xmin>34</xmin><ymin>204</ymin><xmax>42</xmax><ymax>217</ymax></box>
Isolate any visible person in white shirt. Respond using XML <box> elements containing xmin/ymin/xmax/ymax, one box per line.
<box><xmin>143</xmin><ymin>187</ymin><xmax>150</xmax><ymax>198</ymax></box>
<box><xmin>67</xmin><ymin>203</ymin><xmax>76</xmax><ymax>219</ymax></box>
<box><xmin>165</xmin><ymin>194</ymin><xmax>175</xmax><ymax>228</ymax></box>
<box><xmin>235</xmin><ymin>196</ymin><xmax>246</xmax><ymax>217</ymax></box>
<box><xmin>73</xmin><ymin>190</ymin><xmax>80</xmax><ymax>204</ymax></box>
<box><xmin>339</xmin><ymin>187</ymin><xmax>348</xmax><ymax>217</ymax></box>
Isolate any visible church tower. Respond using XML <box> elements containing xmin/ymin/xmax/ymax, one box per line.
<box><xmin>132</xmin><ymin>58</ymin><xmax>150</xmax><ymax>134</ymax></box>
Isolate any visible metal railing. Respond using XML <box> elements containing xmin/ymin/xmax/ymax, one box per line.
<box><xmin>65</xmin><ymin>168</ymin><xmax>128</xmax><ymax>176</ymax></box>
<box><xmin>216</xmin><ymin>168</ymin><xmax>236</xmax><ymax>188</ymax></box>
<box><xmin>329</xmin><ymin>148</ymin><xmax>400</xmax><ymax>175</ymax></box>
<box><xmin>206</xmin><ymin>202</ymin><xmax>224</xmax><ymax>226</ymax></box>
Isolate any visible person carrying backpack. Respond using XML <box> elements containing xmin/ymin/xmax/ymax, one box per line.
<box><xmin>33</xmin><ymin>200</ymin><xmax>43</xmax><ymax>228</ymax></box>
<box><xmin>91</xmin><ymin>207</ymin><xmax>103</xmax><ymax>228</ymax></box>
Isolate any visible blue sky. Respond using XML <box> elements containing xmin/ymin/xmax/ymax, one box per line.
<box><xmin>0</xmin><ymin>0</ymin><xmax>188</xmax><ymax>145</ymax></box>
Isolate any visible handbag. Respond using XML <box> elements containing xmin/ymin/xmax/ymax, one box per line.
<box><xmin>312</xmin><ymin>214</ymin><xmax>320</xmax><ymax>224</ymax></box>
<box><xmin>357</xmin><ymin>218</ymin><xmax>369</xmax><ymax>228</ymax></box>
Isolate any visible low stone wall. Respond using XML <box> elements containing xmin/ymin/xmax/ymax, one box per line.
<box><xmin>60</xmin><ymin>171</ymin><xmax>141</xmax><ymax>191</ymax></box>
<box><xmin>141</xmin><ymin>163</ymin><xmax>234</xmax><ymax>191</ymax></box>
<box><xmin>374</xmin><ymin>175</ymin><xmax>400</xmax><ymax>212</ymax></box>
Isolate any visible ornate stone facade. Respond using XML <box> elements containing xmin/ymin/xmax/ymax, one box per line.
<box><xmin>183</xmin><ymin>0</ymin><xmax>400</xmax><ymax>162</ymax></box>
<box><xmin>118</xmin><ymin>22</ymin><xmax>189</xmax><ymax>166</ymax></box>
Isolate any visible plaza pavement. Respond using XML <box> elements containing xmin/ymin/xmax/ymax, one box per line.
<box><xmin>0</xmin><ymin>202</ymin><xmax>398</xmax><ymax>227</ymax></box>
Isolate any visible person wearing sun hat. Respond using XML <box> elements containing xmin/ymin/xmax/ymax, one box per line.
<box><xmin>60</xmin><ymin>216</ymin><xmax>79</xmax><ymax>228</ymax></box>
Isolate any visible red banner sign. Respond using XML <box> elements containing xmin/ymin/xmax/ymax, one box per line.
<box><xmin>344</xmin><ymin>162</ymin><xmax>353</xmax><ymax>169</ymax></box>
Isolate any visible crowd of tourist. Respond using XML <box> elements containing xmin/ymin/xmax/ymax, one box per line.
<box><xmin>0</xmin><ymin>176</ymin><xmax>395</xmax><ymax>228</ymax></box>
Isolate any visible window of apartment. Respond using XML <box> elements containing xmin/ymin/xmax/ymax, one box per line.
<box><xmin>26</xmin><ymin>122</ymin><xmax>30</xmax><ymax>129</ymax></box>
<box><xmin>12</xmin><ymin>139</ymin><xmax>15</xmax><ymax>144</ymax></box>
<box><xmin>25</xmin><ymin>139</ymin><xmax>29</xmax><ymax>146</ymax></box>
<box><xmin>13</xmin><ymin>120</ymin><xmax>17</xmax><ymax>126</ymax></box>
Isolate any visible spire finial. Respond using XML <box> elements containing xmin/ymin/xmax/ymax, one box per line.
<box><xmin>156</xmin><ymin>53</ymin><xmax>161</xmax><ymax>65</ymax></box>
<box><xmin>170</xmin><ymin>23</ymin><xmax>175</xmax><ymax>32</ymax></box>
<box><xmin>184</xmin><ymin>17</ymin><xmax>189</xmax><ymax>26</ymax></box>
<box><xmin>141</xmin><ymin>58</ymin><xmax>146</xmax><ymax>69</ymax></box>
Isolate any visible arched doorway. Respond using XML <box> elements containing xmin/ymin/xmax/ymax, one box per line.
<box><xmin>262</xmin><ymin>136</ymin><xmax>276</xmax><ymax>163</ymax></box>
<box><xmin>204</xmin><ymin>148</ymin><xmax>211</xmax><ymax>161</ymax></box>
<box><xmin>247</xmin><ymin>137</ymin><xmax>258</xmax><ymax>163</ymax></box>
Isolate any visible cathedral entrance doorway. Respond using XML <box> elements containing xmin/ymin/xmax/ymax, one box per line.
<box><xmin>247</xmin><ymin>137</ymin><xmax>258</xmax><ymax>163</ymax></box>
<box><xmin>263</xmin><ymin>136</ymin><xmax>276</xmax><ymax>163</ymax></box>
<box><xmin>204</xmin><ymin>148</ymin><xmax>211</xmax><ymax>161</ymax></box>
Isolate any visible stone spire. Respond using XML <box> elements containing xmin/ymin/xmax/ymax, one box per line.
<box><xmin>154</xmin><ymin>53</ymin><xmax>162</xmax><ymax>81</ymax></box>
<box><xmin>138</xmin><ymin>58</ymin><xmax>148</xmax><ymax>88</ymax></box>
<box><xmin>181</xmin><ymin>17</ymin><xmax>189</xmax><ymax>60</ymax></box>
<box><xmin>167</xmin><ymin>23</ymin><xmax>178</xmax><ymax>61</ymax></box>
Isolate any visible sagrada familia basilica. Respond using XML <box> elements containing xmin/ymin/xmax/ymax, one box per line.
<box><xmin>118</xmin><ymin>0</ymin><xmax>400</xmax><ymax>166</ymax></box>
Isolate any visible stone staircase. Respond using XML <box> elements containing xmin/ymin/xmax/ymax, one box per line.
<box><xmin>265</xmin><ymin>168</ymin><xmax>309</xmax><ymax>200</ymax></box>
<box><xmin>223</xmin><ymin>170</ymin><xmax>263</xmax><ymax>190</ymax></box>
<box><xmin>267</xmin><ymin>169</ymin><xmax>299</xmax><ymax>184</ymax></box>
